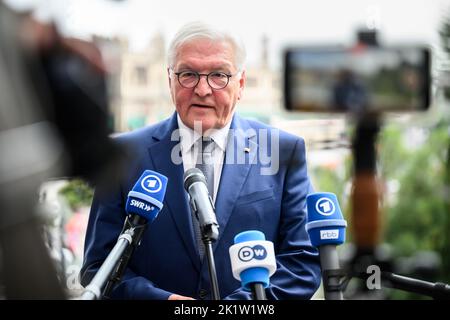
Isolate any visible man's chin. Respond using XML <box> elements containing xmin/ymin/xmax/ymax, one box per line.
<box><xmin>194</xmin><ymin>121</ymin><xmax>218</xmax><ymax>134</ymax></box>
<box><xmin>189</xmin><ymin>118</ymin><xmax>217</xmax><ymax>133</ymax></box>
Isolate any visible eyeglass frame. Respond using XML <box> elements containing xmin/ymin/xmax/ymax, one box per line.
<box><xmin>169</xmin><ymin>68</ymin><xmax>241</xmax><ymax>90</ymax></box>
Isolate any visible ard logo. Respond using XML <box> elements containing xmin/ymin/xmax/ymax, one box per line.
<box><xmin>316</xmin><ymin>197</ymin><xmax>336</xmax><ymax>216</ymax></box>
<box><xmin>141</xmin><ymin>175</ymin><xmax>162</xmax><ymax>193</ymax></box>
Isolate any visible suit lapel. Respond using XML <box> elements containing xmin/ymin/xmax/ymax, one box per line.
<box><xmin>214</xmin><ymin>115</ymin><xmax>257</xmax><ymax>249</ymax></box>
<box><xmin>147</xmin><ymin>114</ymin><xmax>201</xmax><ymax>271</ymax></box>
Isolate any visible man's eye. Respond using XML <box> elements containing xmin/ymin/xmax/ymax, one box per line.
<box><xmin>180</xmin><ymin>72</ymin><xmax>197</xmax><ymax>78</ymax></box>
<box><xmin>210</xmin><ymin>72</ymin><xmax>227</xmax><ymax>78</ymax></box>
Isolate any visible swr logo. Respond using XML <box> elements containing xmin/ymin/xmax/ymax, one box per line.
<box><xmin>130</xmin><ymin>199</ymin><xmax>153</xmax><ymax>211</ymax></box>
<box><xmin>238</xmin><ymin>245</ymin><xmax>267</xmax><ymax>262</ymax></box>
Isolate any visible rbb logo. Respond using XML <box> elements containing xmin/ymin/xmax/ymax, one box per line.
<box><xmin>315</xmin><ymin>197</ymin><xmax>335</xmax><ymax>216</ymax></box>
<box><xmin>238</xmin><ymin>245</ymin><xmax>267</xmax><ymax>262</ymax></box>
<box><xmin>141</xmin><ymin>175</ymin><xmax>162</xmax><ymax>193</ymax></box>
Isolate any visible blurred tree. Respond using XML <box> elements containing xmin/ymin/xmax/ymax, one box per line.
<box><xmin>438</xmin><ymin>11</ymin><xmax>450</xmax><ymax>288</ymax></box>
<box><xmin>59</xmin><ymin>179</ymin><xmax>94</xmax><ymax>211</ymax></box>
<box><xmin>379</xmin><ymin>124</ymin><xmax>450</xmax><ymax>285</ymax></box>
<box><xmin>311</xmin><ymin>153</ymin><xmax>353</xmax><ymax>237</ymax></box>
<box><xmin>312</xmin><ymin>122</ymin><xmax>449</xmax><ymax>299</ymax></box>
<box><xmin>312</xmin><ymin>166</ymin><xmax>345</xmax><ymax>202</ymax></box>
<box><xmin>378</xmin><ymin>126</ymin><xmax>410</xmax><ymax>179</ymax></box>
<box><xmin>439</xmin><ymin>14</ymin><xmax>450</xmax><ymax>99</ymax></box>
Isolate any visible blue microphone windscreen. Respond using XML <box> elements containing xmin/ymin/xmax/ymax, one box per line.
<box><xmin>306</xmin><ymin>192</ymin><xmax>343</xmax><ymax>221</ymax></box>
<box><xmin>234</xmin><ymin>230</ymin><xmax>266</xmax><ymax>244</ymax></box>
<box><xmin>125</xmin><ymin>170</ymin><xmax>168</xmax><ymax>222</ymax></box>
<box><xmin>305</xmin><ymin>192</ymin><xmax>347</xmax><ymax>246</ymax></box>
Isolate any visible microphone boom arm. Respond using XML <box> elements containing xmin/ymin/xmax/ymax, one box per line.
<box><xmin>81</xmin><ymin>214</ymin><xmax>147</xmax><ymax>300</ymax></box>
<box><xmin>353</xmin><ymin>270</ymin><xmax>450</xmax><ymax>300</ymax></box>
<box><xmin>321</xmin><ymin>267</ymin><xmax>450</xmax><ymax>300</ymax></box>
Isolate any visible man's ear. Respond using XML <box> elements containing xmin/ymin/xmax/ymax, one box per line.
<box><xmin>237</xmin><ymin>70</ymin><xmax>246</xmax><ymax>100</ymax></box>
<box><xmin>167</xmin><ymin>68</ymin><xmax>172</xmax><ymax>87</ymax></box>
<box><xmin>167</xmin><ymin>68</ymin><xmax>176</xmax><ymax>105</ymax></box>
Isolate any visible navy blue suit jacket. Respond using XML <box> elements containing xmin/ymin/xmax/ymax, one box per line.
<box><xmin>80</xmin><ymin>113</ymin><xmax>321</xmax><ymax>299</ymax></box>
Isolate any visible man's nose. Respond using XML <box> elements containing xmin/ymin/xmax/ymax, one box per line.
<box><xmin>194</xmin><ymin>75</ymin><xmax>212</xmax><ymax>96</ymax></box>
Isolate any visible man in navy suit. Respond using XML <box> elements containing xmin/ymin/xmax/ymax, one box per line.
<box><xmin>80</xmin><ymin>22</ymin><xmax>321</xmax><ymax>300</ymax></box>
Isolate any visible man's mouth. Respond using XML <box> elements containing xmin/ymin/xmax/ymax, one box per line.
<box><xmin>191</xmin><ymin>104</ymin><xmax>214</xmax><ymax>109</ymax></box>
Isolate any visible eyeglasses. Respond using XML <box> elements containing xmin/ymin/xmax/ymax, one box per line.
<box><xmin>171</xmin><ymin>70</ymin><xmax>237</xmax><ymax>90</ymax></box>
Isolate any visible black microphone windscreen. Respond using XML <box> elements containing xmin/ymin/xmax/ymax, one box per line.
<box><xmin>183</xmin><ymin>167</ymin><xmax>207</xmax><ymax>191</ymax></box>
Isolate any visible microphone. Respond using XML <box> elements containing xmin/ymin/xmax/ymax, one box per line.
<box><xmin>229</xmin><ymin>230</ymin><xmax>276</xmax><ymax>300</ymax></box>
<box><xmin>305</xmin><ymin>192</ymin><xmax>347</xmax><ymax>300</ymax></box>
<box><xmin>183</xmin><ymin>167</ymin><xmax>221</xmax><ymax>299</ymax></box>
<box><xmin>125</xmin><ymin>169</ymin><xmax>168</xmax><ymax>223</ymax></box>
<box><xmin>82</xmin><ymin>170</ymin><xmax>168</xmax><ymax>300</ymax></box>
<box><xmin>183</xmin><ymin>168</ymin><xmax>219</xmax><ymax>241</ymax></box>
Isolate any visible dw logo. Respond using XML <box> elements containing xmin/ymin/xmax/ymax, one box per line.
<box><xmin>315</xmin><ymin>197</ymin><xmax>335</xmax><ymax>216</ymax></box>
<box><xmin>141</xmin><ymin>175</ymin><xmax>162</xmax><ymax>193</ymax></box>
<box><xmin>238</xmin><ymin>245</ymin><xmax>267</xmax><ymax>262</ymax></box>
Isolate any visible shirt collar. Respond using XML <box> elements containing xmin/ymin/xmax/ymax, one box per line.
<box><xmin>177</xmin><ymin>113</ymin><xmax>231</xmax><ymax>152</ymax></box>
<box><xmin>177</xmin><ymin>114</ymin><xmax>200</xmax><ymax>153</ymax></box>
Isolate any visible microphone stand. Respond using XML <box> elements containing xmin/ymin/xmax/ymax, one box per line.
<box><xmin>381</xmin><ymin>272</ymin><xmax>450</xmax><ymax>299</ymax></box>
<box><xmin>81</xmin><ymin>215</ymin><xmax>147</xmax><ymax>300</ymax></box>
<box><xmin>251</xmin><ymin>283</ymin><xmax>267</xmax><ymax>300</ymax></box>
<box><xmin>320</xmin><ymin>246</ymin><xmax>344</xmax><ymax>300</ymax></box>
<box><xmin>350</xmin><ymin>114</ymin><xmax>381</xmax><ymax>261</ymax></box>
<box><xmin>201</xmin><ymin>224</ymin><xmax>221</xmax><ymax>300</ymax></box>
<box><xmin>346</xmin><ymin>113</ymin><xmax>385</xmax><ymax>298</ymax></box>
<box><xmin>319</xmin><ymin>266</ymin><xmax>450</xmax><ymax>300</ymax></box>
<box><xmin>352</xmin><ymin>271</ymin><xmax>450</xmax><ymax>300</ymax></box>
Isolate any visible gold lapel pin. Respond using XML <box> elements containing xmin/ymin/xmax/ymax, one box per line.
<box><xmin>244</xmin><ymin>147</ymin><xmax>250</xmax><ymax>153</ymax></box>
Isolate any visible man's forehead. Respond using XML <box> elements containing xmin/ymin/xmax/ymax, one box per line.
<box><xmin>180</xmin><ymin>38</ymin><xmax>232</xmax><ymax>51</ymax></box>
<box><xmin>176</xmin><ymin>59</ymin><xmax>233</xmax><ymax>71</ymax></box>
<box><xmin>175</xmin><ymin>39</ymin><xmax>235</xmax><ymax>70</ymax></box>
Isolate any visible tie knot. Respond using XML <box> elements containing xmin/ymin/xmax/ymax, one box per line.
<box><xmin>199</xmin><ymin>137</ymin><xmax>214</xmax><ymax>154</ymax></box>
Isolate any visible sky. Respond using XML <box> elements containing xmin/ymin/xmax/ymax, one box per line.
<box><xmin>4</xmin><ymin>0</ymin><xmax>450</xmax><ymax>68</ymax></box>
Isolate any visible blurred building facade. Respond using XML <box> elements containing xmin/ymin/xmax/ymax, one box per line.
<box><xmin>94</xmin><ymin>34</ymin><xmax>284</xmax><ymax>131</ymax></box>
<box><xmin>94</xmin><ymin>34</ymin><xmax>172</xmax><ymax>132</ymax></box>
<box><xmin>93</xmin><ymin>34</ymin><xmax>347</xmax><ymax>155</ymax></box>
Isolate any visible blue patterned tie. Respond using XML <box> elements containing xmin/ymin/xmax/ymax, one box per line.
<box><xmin>191</xmin><ymin>137</ymin><xmax>215</xmax><ymax>259</ymax></box>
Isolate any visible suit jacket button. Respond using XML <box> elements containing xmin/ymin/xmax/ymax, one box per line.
<box><xmin>198</xmin><ymin>289</ymin><xmax>208</xmax><ymax>299</ymax></box>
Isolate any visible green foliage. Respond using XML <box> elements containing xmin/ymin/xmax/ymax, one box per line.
<box><xmin>312</xmin><ymin>122</ymin><xmax>450</xmax><ymax>299</ymax></box>
<box><xmin>379</xmin><ymin>124</ymin><xmax>450</xmax><ymax>284</ymax></box>
<box><xmin>378</xmin><ymin>126</ymin><xmax>409</xmax><ymax>179</ymax></box>
<box><xmin>59</xmin><ymin>179</ymin><xmax>94</xmax><ymax>211</ymax></box>
<box><xmin>312</xmin><ymin>166</ymin><xmax>345</xmax><ymax>202</ymax></box>
<box><xmin>311</xmin><ymin>154</ymin><xmax>353</xmax><ymax>236</ymax></box>
<box><xmin>440</xmin><ymin>16</ymin><xmax>450</xmax><ymax>99</ymax></box>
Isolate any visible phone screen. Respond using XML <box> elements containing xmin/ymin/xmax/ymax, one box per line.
<box><xmin>284</xmin><ymin>45</ymin><xmax>430</xmax><ymax>113</ymax></box>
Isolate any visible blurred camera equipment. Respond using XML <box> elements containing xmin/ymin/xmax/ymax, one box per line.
<box><xmin>0</xmin><ymin>4</ymin><xmax>127</xmax><ymax>299</ymax></box>
<box><xmin>283</xmin><ymin>30</ymin><xmax>450</xmax><ymax>299</ymax></box>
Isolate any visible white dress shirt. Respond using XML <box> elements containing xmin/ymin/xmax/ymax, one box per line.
<box><xmin>177</xmin><ymin>114</ymin><xmax>231</xmax><ymax>203</ymax></box>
